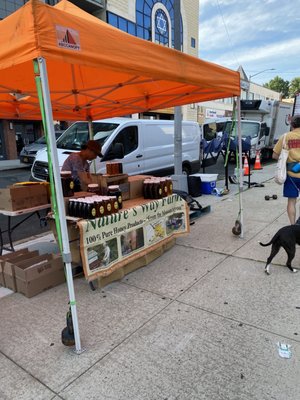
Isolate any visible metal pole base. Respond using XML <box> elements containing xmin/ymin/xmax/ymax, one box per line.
<box><xmin>72</xmin><ymin>347</ymin><xmax>87</xmax><ymax>355</ymax></box>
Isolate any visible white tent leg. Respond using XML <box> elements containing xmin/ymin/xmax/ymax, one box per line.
<box><xmin>237</xmin><ymin>96</ymin><xmax>244</xmax><ymax>238</ymax></box>
<box><xmin>38</xmin><ymin>57</ymin><xmax>84</xmax><ymax>354</ymax></box>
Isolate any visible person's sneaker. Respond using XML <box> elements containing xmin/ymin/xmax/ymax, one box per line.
<box><xmin>295</xmin><ymin>217</ymin><xmax>300</xmax><ymax>225</ymax></box>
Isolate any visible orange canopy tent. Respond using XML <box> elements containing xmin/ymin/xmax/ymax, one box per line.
<box><xmin>0</xmin><ymin>0</ymin><xmax>241</xmax><ymax>353</ymax></box>
<box><xmin>0</xmin><ymin>0</ymin><xmax>240</xmax><ymax>121</ymax></box>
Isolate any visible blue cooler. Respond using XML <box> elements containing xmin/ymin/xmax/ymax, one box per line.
<box><xmin>197</xmin><ymin>174</ymin><xmax>218</xmax><ymax>194</ymax></box>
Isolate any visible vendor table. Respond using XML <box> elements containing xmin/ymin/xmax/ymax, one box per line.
<box><xmin>50</xmin><ymin>194</ymin><xmax>189</xmax><ymax>286</ymax></box>
<box><xmin>0</xmin><ymin>204</ymin><xmax>51</xmax><ymax>255</ymax></box>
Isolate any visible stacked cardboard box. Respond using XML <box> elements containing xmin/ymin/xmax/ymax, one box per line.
<box><xmin>0</xmin><ymin>249</ymin><xmax>65</xmax><ymax>298</ymax></box>
<box><xmin>128</xmin><ymin>175</ymin><xmax>152</xmax><ymax>199</ymax></box>
<box><xmin>91</xmin><ymin>173</ymin><xmax>129</xmax><ymax>199</ymax></box>
<box><xmin>0</xmin><ymin>184</ymin><xmax>48</xmax><ymax>211</ymax></box>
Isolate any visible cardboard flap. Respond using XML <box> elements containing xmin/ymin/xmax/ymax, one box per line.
<box><xmin>14</xmin><ymin>254</ymin><xmax>57</xmax><ymax>280</ymax></box>
<box><xmin>3</xmin><ymin>250</ymin><xmax>39</xmax><ymax>275</ymax></box>
<box><xmin>0</xmin><ymin>248</ymin><xmax>30</xmax><ymax>267</ymax></box>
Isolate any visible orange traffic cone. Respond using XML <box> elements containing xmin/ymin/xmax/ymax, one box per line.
<box><xmin>243</xmin><ymin>155</ymin><xmax>250</xmax><ymax>176</ymax></box>
<box><xmin>253</xmin><ymin>151</ymin><xmax>262</xmax><ymax>170</ymax></box>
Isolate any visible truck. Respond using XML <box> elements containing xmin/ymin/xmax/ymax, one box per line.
<box><xmin>31</xmin><ymin>118</ymin><xmax>202</xmax><ymax>181</ymax></box>
<box><xmin>223</xmin><ymin>99</ymin><xmax>293</xmax><ymax>160</ymax></box>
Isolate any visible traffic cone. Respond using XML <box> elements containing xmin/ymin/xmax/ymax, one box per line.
<box><xmin>243</xmin><ymin>155</ymin><xmax>250</xmax><ymax>176</ymax></box>
<box><xmin>253</xmin><ymin>151</ymin><xmax>263</xmax><ymax>170</ymax></box>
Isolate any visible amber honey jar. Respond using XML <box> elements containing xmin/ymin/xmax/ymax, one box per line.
<box><xmin>107</xmin><ymin>185</ymin><xmax>122</xmax><ymax>209</ymax></box>
<box><xmin>60</xmin><ymin>171</ymin><xmax>74</xmax><ymax>197</ymax></box>
<box><xmin>166</xmin><ymin>178</ymin><xmax>173</xmax><ymax>195</ymax></box>
<box><xmin>106</xmin><ymin>162</ymin><xmax>122</xmax><ymax>175</ymax></box>
<box><xmin>87</xmin><ymin>183</ymin><xmax>100</xmax><ymax>194</ymax></box>
<box><xmin>160</xmin><ymin>178</ymin><xmax>168</xmax><ymax>197</ymax></box>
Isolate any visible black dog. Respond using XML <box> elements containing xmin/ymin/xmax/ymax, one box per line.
<box><xmin>259</xmin><ymin>225</ymin><xmax>300</xmax><ymax>275</ymax></box>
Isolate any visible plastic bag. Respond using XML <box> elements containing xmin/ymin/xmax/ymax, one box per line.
<box><xmin>275</xmin><ymin>134</ymin><xmax>289</xmax><ymax>185</ymax></box>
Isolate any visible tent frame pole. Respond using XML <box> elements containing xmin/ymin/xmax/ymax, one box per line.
<box><xmin>237</xmin><ymin>96</ymin><xmax>244</xmax><ymax>238</ymax></box>
<box><xmin>173</xmin><ymin>0</ymin><xmax>183</xmax><ymax>186</ymax></box>
<box><xmin>37</xmin><ymin>57</ymin><xmax>84</xmax><ymax>354</ymax></box>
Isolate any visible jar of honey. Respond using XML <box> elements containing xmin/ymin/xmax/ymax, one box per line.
<box><xmin>107</xmin><ymin>185</ymin><xmax>122</xmax><ymax>209</ymax></box>
<box><xmin>166</xmin><ymin>178</ymin><xmax>173</xmax><ymax>195</ymax></box>
<box><xmin>143</xmin><ymin>179</ymin><xmax>151</xmax><ymax>199</ymax></box>
<box><xmin>68</xmin><ymin>198</ymin><xmax>76</xmax><ymax>217</ymax></box>
<box><xmin>60</xmin><ymin>171</ymin><xmax>74</xmax><ymax>197</ymax></box>
<box><xmin>87</xmin><ymin>183</ymin><xmax>100</xmax><ymax>194</ymax></box>
<box><xmin>108</xmin><ymin>195</ymin><xmax>119</xmax><ymax>213</ymax></box>
<box><xmin>160</xmin><ymin>178</ymin><xmax>168</xmax><ymax>197</ymax></box>
<box><xmin>102</xmin><ymin>196</ymin><xmax>112</xmax><ymax>215</ymax></box>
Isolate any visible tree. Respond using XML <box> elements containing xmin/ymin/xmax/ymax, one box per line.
<box><xmin>289</xmin><ymin>77</ymin><xmax>300</xmax><ymax>97</ymax></box>
<box><xmin>263</xmin><ymin>76</ymin><xmax>289</xmax><ymax>98</ymax></box>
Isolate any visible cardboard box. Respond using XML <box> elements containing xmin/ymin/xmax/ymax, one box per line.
<box><xmin>49</xmin><ymin>219</ymin><xmax>82</xmax><ymax>264</ymax></box>
<box><xmin>128</xmin><ymin>175</ymin><xmax>152</xmax><ymax>199</ymax></box>
<box><xmin>0</xmin><ymin>248</ymin><xmax>30</xmax><ymax>268</ymax></box>
<box><xmin>95</xmin><ymin>174</ymin><xmax>128</xmax><ymax>194</ymax></box>
<box><xmin>26</xmin><ymin>184</ymin><xmax>48</xmax><ymax>207</ymax></box>
<box><xmin>0</xmin><ymin>248</ymin><xmax>30</xmax><ymax>286</ymax></box>
<box><xmin>15</xmin><ymin>254</ymin><xmax>65</xmax><ymax>298</ymax></box>
<box><xmin>3</xmin><ymin>250</ymin><xmax>39</xmax><ymax>291</ymax></box>
<box><xmin>0</xmin><ymin>263</ymin><xmax>4</xmax><ymax>286</ymax></box>
<box><xmin>0</xmin><ymin>185</ymin><xmax>48</xmax><ymax>211</ymax></box>
<box><xmin>14</xmin><ymin>254</ymin><xmax>54</xmax><ymax>280</ymax></box>
<box><xmin>119</xmin><ymin>182</ymin><xmax>130</xmax><ymax>201</ymax></box>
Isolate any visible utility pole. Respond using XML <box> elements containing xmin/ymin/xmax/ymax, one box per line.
<box><xmin>246</xmin><ymin>68</ymin><xmax>275</xmax><ymax>100</ymax></box>
<box><xmin>173</xmin><ymin>0</ymin><xmax>186</xmax><ymax>191</ymax></box>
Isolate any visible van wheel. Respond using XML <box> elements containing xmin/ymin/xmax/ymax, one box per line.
<box><xmin>182</xmin><ymin>164</ymin><xmax>191</xmax><ymax>175</ymax></box>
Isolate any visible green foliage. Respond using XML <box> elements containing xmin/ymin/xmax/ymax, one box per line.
<box><xmin>289</xmin><ymin>77</ymin><xmax>300</xmax><ymax>97</ymax></box>
<box><xmin>263</xmin><ymin>76</ymin><xmax>289</xmax><ymax>98</ymax></box>
<box><xmin>263</xmin><ymin>75</ymin><xmax>300</xmax><ymax>98</ymax></box>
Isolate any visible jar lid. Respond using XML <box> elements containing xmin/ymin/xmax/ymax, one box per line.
<box><xmin>61</xmin><ymin>171</ymin><xmax>71</xmax><ymax>176</ymax></box>
<box><xmin>108</xmin><ymin>185</ymin><xmax>120</xmax><ymax>190</ymax></box>
<box><xmin>88</xmin><ymin>183</ymin><xmax>99</xmax><ymax>188</ymax></box>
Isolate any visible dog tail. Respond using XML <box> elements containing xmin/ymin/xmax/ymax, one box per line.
<box><xmin>259</xmin><ymin>240</ymin><xmax>272</xmax><ymax>247</ymax></box>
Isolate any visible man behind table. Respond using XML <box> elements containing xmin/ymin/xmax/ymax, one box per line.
<box><xmin>61</xmin><ymin>140</ymin><xmax>103</xmax><ymax>191</ymax></box>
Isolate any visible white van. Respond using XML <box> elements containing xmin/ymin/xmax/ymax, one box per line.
<box><xmin>31</xmin><ymin>118</ymin><xmax>201</xmax><ymax>181</ymax></box>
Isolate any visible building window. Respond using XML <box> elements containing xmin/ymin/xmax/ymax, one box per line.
<box><xmin>45</xmin><ymin>0</ymin><xmax>59</xmax><ymax>5</ymax></box>
<box><xmin>107</xmin><ymin>1</ymin><xmax>183</xmax><ymax>48</ymax></box>
<box><xmin>191</xmin><ymin>37</ymin><xmax>196</xmax><ymax>48</ymax></box>
<box><xmin>154</xmin><ymin>9</ymin><xmax>169</xmax><ymax>45</ymax></box>
<box><xmin>0</xmin><ymin>0</ymin><xmax>26</xmax><ymax>20</ymax></box>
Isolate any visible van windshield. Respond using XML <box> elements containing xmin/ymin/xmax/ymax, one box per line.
<box><xmin>35</xmin><ymin>131</ymin><xmax>62</xmax><ymax>145</ymax></box>
<box><xmin>56</xmin><ymin>122</ymin><xmax>119</xmax><ymax>150</ymax></box>
<box><xmin>224</xmin><ymin>121</ymin><xmax>260</xmax><ymax>139</ymax></box>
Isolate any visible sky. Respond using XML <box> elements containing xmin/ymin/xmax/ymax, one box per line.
<box><xmin>198</xmin><ymin>0</ymin><xmax>300</xmax><ymax>86</ymax></box>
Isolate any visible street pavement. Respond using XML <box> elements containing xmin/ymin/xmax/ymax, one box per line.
<box><xmin>1</xmin><ymin>161</ymin><xmax>300</xmax><ymax>400</ymax></box>
<box><xmin>0</xmin><ymin>159</ymin><xmax>29</xmax><ymax>171</ymax></box>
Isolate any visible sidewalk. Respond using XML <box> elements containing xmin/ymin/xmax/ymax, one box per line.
<box><xmin>0</xmin><ymin>159</ymin><xmax>29</xmax><ymax>171</ymax></box>
<box><xmin>1</xmin><ymin>164</ymin><xmax>300</xmax><ymax>400</ymax></box>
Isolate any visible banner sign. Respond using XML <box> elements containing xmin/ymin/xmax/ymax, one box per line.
<box><xmin>77</xmin><ymin>194</ymin><xmax>189</xmax><ymax>280</ymax></box>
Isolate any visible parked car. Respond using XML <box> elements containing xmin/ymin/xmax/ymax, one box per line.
<box><xmin>19</xmin><ymin>131</ymin><xmax>64</xmax><ymax>165</ymax></box>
